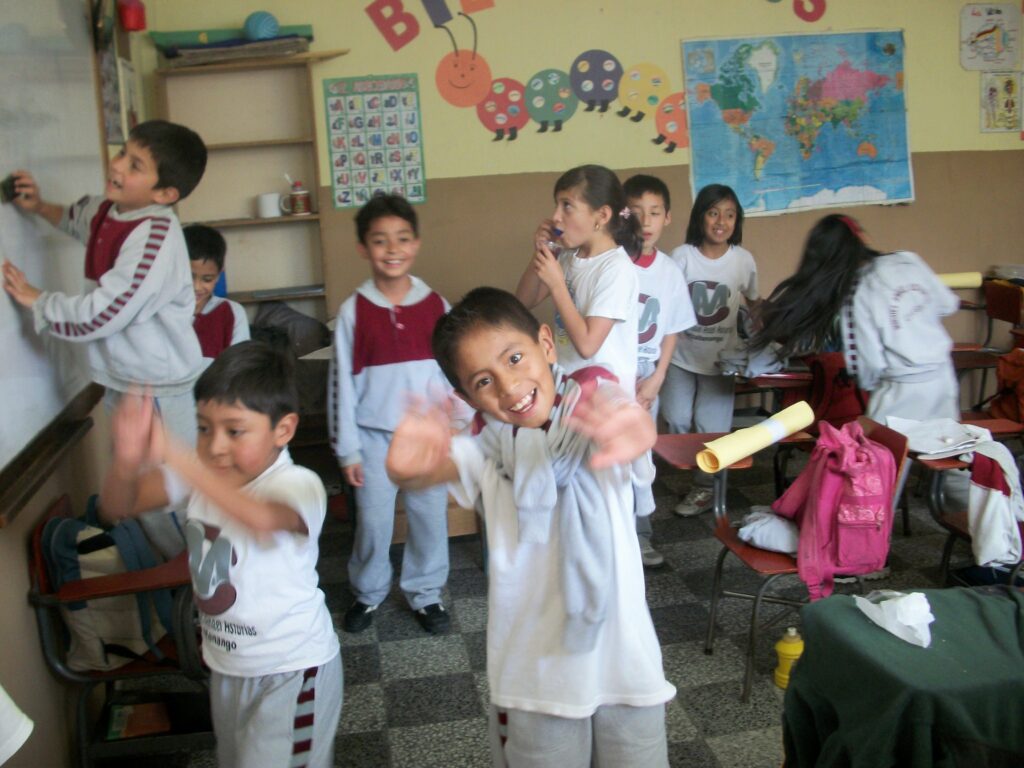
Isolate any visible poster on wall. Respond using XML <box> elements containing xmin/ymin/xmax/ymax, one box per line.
<box><xmin>960</xmin><ymin>3</ymin><xmax>1020</xmax><ymax>71</ymax></box>
<box><xmin>323</xmin><ymin>74</ymin><xmax>426</xmax><ymax>209</ymax></box>
<box><xmin>682</xmin><ymin>30</ymin><xmax>913</xmax><ymax>217</ymax></box>
<box><xmin>981</xmin><ymin>71</ymin><xmax>1021</xmax><ymax>132</ymax></box>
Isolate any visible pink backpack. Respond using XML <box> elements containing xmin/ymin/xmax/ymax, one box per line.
<box><xmin>772</xmin><ymin>420</ymin><xmax>896</xmax><ymax>599</ymax></box>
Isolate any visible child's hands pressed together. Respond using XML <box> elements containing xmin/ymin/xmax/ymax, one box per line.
<box><xmin>111</xmin><ymin>392</ymin><xmax>166</xmax><ymax>472</ymax></box>
<box><xmin>386</xmin><ymin>398</ymin><xmax>454</xmax><ymax>487</ymax></box>
<box><xmin>2</xmin><ymin>260</ymin><xmax>42</xmax><ymax>307</ymax></box>
<box><xmin>568</xmin><ymin>385</ymin><xmax>657</xmax><ymax>470</ymax></box>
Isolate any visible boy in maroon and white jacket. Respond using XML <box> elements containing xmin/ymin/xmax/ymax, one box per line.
<box><xmin>2</xmin><ymin>120</ymin><xmax>207</xmax><ymax>444</ymax></box>
<box><xmin>328</xmin><ymin>193</ymin><xmax>463</xmax><ymax>636</ymax></box>
<box><xmin>185</xmin><ymin>224</ymin><xmax>249</xmax><ymax>364</ymax></box>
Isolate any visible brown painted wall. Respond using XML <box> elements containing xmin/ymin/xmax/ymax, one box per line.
<box><xmin>321</xmin><ymin>151</ymin><xmax>1024</xmax><ymax>352</ymax></box>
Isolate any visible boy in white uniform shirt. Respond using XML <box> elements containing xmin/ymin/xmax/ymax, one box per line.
<box><xmin>623</xmin><ymin>174</ymin><xmax>696</xmax><ymax>567</ymax></box>
<box><xmin>389</xmin><ymin>288</ymin><xmax>675</xmax><ymax>768</ymax></box>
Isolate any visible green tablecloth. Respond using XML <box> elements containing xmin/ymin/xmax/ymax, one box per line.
<box><xmin>783</xmin><ymin>588</ymin><xmax>1024</xmax><ymax>768</ymax></box>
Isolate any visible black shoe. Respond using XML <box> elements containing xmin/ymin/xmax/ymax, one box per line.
<box><xmin>414</xmin><ymin>603</ymin><xmax>451</xmax><ymax>634</ymax></box>
<box><xmin>343</xmin><ymin>601</ymin><xmax>378</xmax><ymax>633</ymax></box>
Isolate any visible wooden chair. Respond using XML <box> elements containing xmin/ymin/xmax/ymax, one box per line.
<box><xmin>704</xmin><ymin>418</ymin><xmax>909</xmax><ymax>702</ymax></box>
<box><xmin>28</xmin><ymin>495</ymin><xmax>212</xmax><ymax>768</ymax></box>
<box><xmin>961</xmin><ymin>279</ymin><xmax>1024</xmax><ymax>405</ymax></box>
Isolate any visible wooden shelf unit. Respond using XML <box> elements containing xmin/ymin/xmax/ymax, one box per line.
<box><xmin>156</xmin><ymin>50</ymin><xmax>347</xmax><ymax>319</ymax></box>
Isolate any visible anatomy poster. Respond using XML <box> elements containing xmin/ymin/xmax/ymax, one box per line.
<box><xmin>323</xmin><ymin>74</ymin><xmax>426</xmax><ymax>208</ymax></box>
<box><xmin>981</xmin><ymin>71</ymin><xmax>1021</xmax><ymax>131</ymax></box>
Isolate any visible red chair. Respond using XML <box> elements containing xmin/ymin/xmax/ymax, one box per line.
<box><xmin>704</xmin><ymin>418</ymin><xmax>909</xmax><ymax>702</ymax></box>
<box><xmin>27</xmin><ymin>495</ymin><xmax>212</xmax><ymax>768</ymax></box>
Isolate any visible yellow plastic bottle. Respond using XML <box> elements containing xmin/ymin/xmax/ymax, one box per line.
<box><xmin>773</xmin><ymin>626</ymin><xmax>804</xmax><ymax>689</ymax></box>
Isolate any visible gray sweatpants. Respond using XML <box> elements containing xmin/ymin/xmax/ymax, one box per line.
<box><xmin>210</xmin><ymin>651</ymin><xmax>343</xmax><ymax>768</ymax></box>
<box><xmin>489</xmin><ymin>704</ymin><xmax>669</xmax><ymax>768</ymax></box>
<box><xmin>659</xmin><ymin>364</ymin><xmax>735</xmax><ymax>487</ymax></box>
<box><xmin>350</xmin><ymin>427</ymin><xmax>450</xmax><ymax>610</ymax></box>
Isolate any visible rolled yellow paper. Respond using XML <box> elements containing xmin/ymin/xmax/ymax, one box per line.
<box><xmin>696</xmin><ymin>401</ymin><xmax>814</xmax><ymax>473</ymax></box>
<box><xmin>938</xmin><ymin>272</ymin><xmax>983</xmax><ymax>289</ymax></box>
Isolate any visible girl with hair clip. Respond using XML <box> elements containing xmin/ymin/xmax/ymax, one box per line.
<box><xmin>516</xmin><ymin>164</ymin><xmax>643</xmax><ymax>387</ymax></box>
<box><xmin>662</xmin><ymin>183</ymin><xmax>760</xmax><ymax>517</ymax></box>
<box><xmin>751</xmin><ymin>213</ymin><xmax>961</xmax><ymax>421</ymax></box>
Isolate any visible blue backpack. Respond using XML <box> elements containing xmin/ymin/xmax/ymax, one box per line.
<box><xmin>41</xmin><ymin>496</ymin><xmax>176</xmax><ymax>672</ymax></box>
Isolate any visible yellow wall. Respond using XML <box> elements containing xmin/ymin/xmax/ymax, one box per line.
<box><xmin>135</xmin><ymin>0</ymin><xmax>1022</xmax><ymax>182</ymax></box>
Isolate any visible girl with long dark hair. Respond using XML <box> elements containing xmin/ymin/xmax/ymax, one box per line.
<box><xmin>752</xmin><ymin>213</ymin><xmax>960</xmax><ymax>420</ymax></box>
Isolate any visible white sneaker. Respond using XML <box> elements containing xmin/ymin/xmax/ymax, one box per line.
<box><xmin>639</xmin><ymin>539</ymin><xmax>665</xmax><ymax>568</ymax></box>
<box><xmin>673</xmin><ymin>487</ymin><xmax>714</xmax><ymax>517</ymax></box>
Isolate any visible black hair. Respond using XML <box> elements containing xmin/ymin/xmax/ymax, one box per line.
<box><xmin>750</xmin><ymin>214</ymin><xmax>883</xmax><ymax>358</ymax></box>
<box><xmin>432</xmin><ymin>287</ymin><xmax>541</xmax><ymax>393</ymax></box>
<box><xmin>194</xmin><ymin>340</ymin><xmax>299</xmax><ymax>426</ymax></box>
<box><xmin>355</xmin><ymin>192</ymin><xmax>418</xmax><ymax>244</ymax></box>
<box><xmin>685</xmin><ymin>184</ymin><xmax>743</xmax><ymax>247</ymax></box>
<box><xmin>183</xmin><ymin>224</ymin><xmax>226</xmax><ymax>272</ymax></box>
<box><xmin>554</xmin><ymin>164</ymin><xmax>643</xmax><ymax>259</ymax></box>
<box><xmin>128</xmin><ymin>120</ymin><xmax>207</xmax><ymax>201</ymax></box>
<box><xmin>622</xmin><ymin>173</ymin><xmax>671</xmax><ymax>212</ymax></box>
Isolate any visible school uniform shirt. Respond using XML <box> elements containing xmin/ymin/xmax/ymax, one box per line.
<box><xmin>555</xmin><ymin>245</ymin><xmax>640</xmax><ymax>388</ymax></box>
<box><xmin>329</xmin><ymin>276</ymin><xmax>454</xmax><ymax>468</ymax></box>
<box><xmin>163</xmin><ymin>448</ymin><xmax>339</xmax><ymax>677</ymax></box>
<box><xmin>32</xmin><ymin>196</ymin><xmax>203</xmax><ymax>395</ymax></box>
<box><xmin>669</xmin><ymin>244</ymin><xmax>759</xmax><ymax>376</ymax></box>
<box><xmin>843</xmin><ymin>251</ymin><xmax>960</xmax><ymax>397</ymax></box>
<box><xmin>448</xmin><ymin>413</ymin><xmax>676</xmax><ymax>718</ymax></box>
<box><xmin>194</xmin><ymin>295</ymin><xmax>250</xmax><ymax>362</ymax></box>
<box><xmin>635</xmin><ymin>249</ymin><xmax>697</xmax><ymax>365</ymax></box>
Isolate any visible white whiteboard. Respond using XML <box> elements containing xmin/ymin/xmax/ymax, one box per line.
<box><xmin>0</xmin><ymin>1</ymin><xmax>104</xmax><ymax>472</ymax></box>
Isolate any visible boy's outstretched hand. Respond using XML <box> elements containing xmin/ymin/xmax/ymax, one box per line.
<box><xmin>387</xmin><ymin>398</ymin><xmax>457</xmax><ymax>489</ymax></box>
<box><xmin>2</xmin><ymin>260</ymin><xmax>41</xmax><ymax>307</ymax></box>
<box><xmin>568</xmin><ymin>385</ymin><xmax>656</xmax><ymax>470</ymax></box>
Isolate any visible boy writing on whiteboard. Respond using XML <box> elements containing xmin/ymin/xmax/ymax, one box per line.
<box><xmin>1</xmin><ymin>119</ymin><xmax>207</xmax><ymax>445</ymax></box>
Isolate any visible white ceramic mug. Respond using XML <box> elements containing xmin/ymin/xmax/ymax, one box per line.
<box><xmin>256</xmin><ymin>192</ymin><xmax>283</xmax><ymax>219</ymax></box>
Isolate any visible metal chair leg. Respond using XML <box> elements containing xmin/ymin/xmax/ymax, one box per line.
<box><xmin>76</xmin><ymin>683</ymin><xmax>94</xmax><ymax>768</ymax></box>
<box><xmin>940</xmin><ymin>533</ymin><xmax>958</xmax><ymax>586</ymax></box>
<box><xmin>743</xmin><ymin>573</ymin><xmax>785</xmax><ymax>703</ymax></box>
<box><xmin>704</xmin><ymin>546</ymin><xmax>729</xmax><ymax>655</ymax></box>
<box><xmin>773</xmin><ymin>445</ymin><xmax>794</xmax><ymax>497</ymax></box>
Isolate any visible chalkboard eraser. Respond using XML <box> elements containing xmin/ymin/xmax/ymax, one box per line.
<box><xmin>0</xmin><ymin>175</ymin><xmax>16</xmax><ymax>204</ymax></box>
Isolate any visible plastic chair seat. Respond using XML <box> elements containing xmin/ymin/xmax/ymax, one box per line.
<box><xmin>713</xmin><ymin>520</ymin><xmax>798</xmax><ymax>576</ymax></box>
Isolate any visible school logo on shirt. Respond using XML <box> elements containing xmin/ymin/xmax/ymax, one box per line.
<box><xmin>638</xmin><ymin>293</ymin><xmax>660</xmax><ymax>344</ymax></box>
<box><xmin>690</xmin><ymin>280</ymin><xmax>731</xmax><ymax>326</ymax></box>
<box><xmin>185</xmin><ymin>519</ymin><xmax>237</xmax><ymax>616</ymax></box>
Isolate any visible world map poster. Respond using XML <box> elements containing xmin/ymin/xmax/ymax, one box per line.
<box><xmin>682</xmin><ymin>31</ymin><xmax>913</xmax><ymax>217</ymax></box>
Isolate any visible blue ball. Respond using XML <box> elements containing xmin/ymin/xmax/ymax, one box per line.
<box><xmin>243</xmin><ymin>11</ymin><xmax>280</xmax><ymax>41</ymax></box>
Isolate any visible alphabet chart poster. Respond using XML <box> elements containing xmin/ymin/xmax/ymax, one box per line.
<box><xmin>323</xmin><ymin>73</ymin><xmax>426</xmax><ymax>208</ymax></box>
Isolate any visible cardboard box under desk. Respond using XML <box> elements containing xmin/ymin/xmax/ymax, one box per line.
<box><xmin>392</xmin><ymin>498</ymin><xmax>479</xmax><ymax>544</ymax></box>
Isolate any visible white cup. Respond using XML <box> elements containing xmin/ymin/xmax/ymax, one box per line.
<box><xmin>256</xmin><ymin>192</ymin><xmax>284</xmax><ymax>219</ymax></box>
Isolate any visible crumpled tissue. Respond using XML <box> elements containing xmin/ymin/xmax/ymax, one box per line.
<box><xmin>853</xmin><ymin>590</ymin><xmax>935</xmax><ymax>648</ymax></box>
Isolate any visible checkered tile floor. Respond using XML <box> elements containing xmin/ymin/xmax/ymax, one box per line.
<box><xmin>163</xmin><ymin>452</ymin><xmax>956</xmax><ymax>768</ymax></box>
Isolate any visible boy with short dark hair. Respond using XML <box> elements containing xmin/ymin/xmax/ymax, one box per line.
<box><xmin>184</xmin><ymin>224</ymin><xmax>250</xmax><ymax>362</ymax></box>
<box><xmin>329</xmin><ymin>192</ymin><xmax>457</xmax><ymax>634</ymax></box>
<box><xmin>100</xmin><ymin>340</ymin><xmax>342</xmax><ymax>768</ymax></box>
<box><xmin>390</xmin><ymin>287</ymin><xmax>675</xmax><ymax>767</ymax></box>
<box><xmin>623</xmin><ymin>174</ymin><xmax>696</xmax><ymax>567</ymax></box>
<box><xmin>2</xmin><ymin>119</ymin><xmax>208</xmax><ymax>445</ymax></box>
